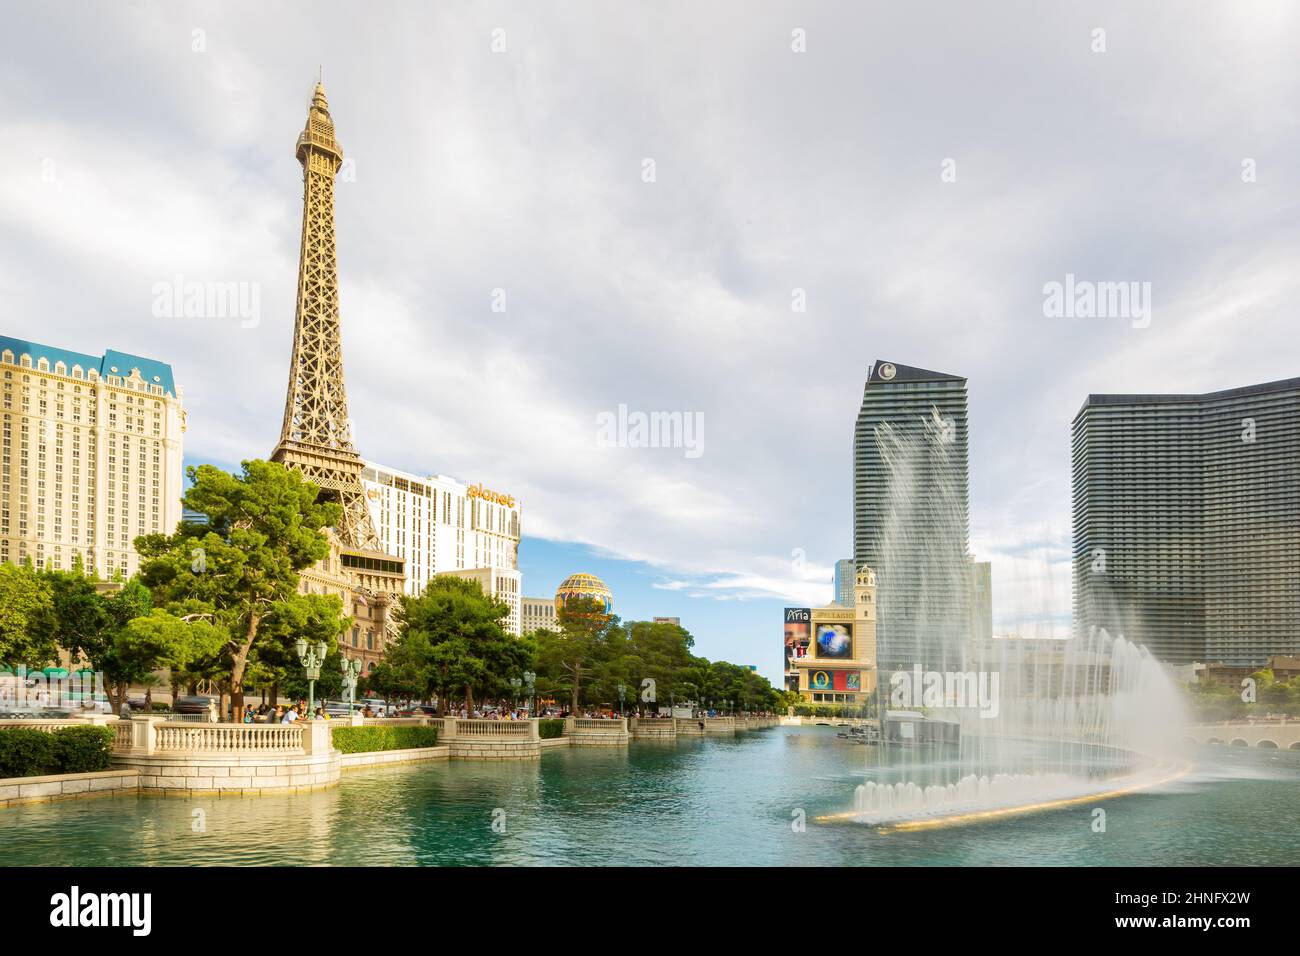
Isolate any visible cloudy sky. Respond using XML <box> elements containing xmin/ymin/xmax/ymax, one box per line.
<box><xmin>3</xmin><ymin>1</ymin><xmax>1298</xmax><ymax>683</ymax></box>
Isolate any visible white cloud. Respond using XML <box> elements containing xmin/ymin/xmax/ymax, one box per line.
<box><xmin>3</xmin><ymin>1</ymin><xmax>1298</xmax><ymax>626</ymax></box>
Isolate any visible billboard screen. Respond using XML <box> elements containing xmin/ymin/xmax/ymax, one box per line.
<box><xmin>807</xmin><ymin>669</ymin><xmax>863</xmax><ymax>693</ymax></box>
<box><xmin>784</xmin><ymin>607</ymin><xmax>811</xmax><ymax>691</ymax></box>
<box><xmin>814</xmin><ymin>622</ymin><xmax>853</xmax><ymax>660</ymax></box>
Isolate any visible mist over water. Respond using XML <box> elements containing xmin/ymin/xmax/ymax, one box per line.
<box><xmin>856</xmin><ymin>408</ymin><xmax>1189</xmax><ymax>824</ymax></box>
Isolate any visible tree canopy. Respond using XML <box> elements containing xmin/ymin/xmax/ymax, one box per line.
<box><xmin>134</xmin><ymin>460</ymin><xmax>346</xmax><ymax>713</ymax></box>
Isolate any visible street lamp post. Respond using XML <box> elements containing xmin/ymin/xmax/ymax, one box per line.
<box><xmin>295</xmin><ymin>637</ymin><xmax>328</xmax><ymax>718</ymax></box>
<box><xmin>341</xmin><ymin>656</ymin><xmax>362</xmax><ymax>715</ymax></box>
<box><xmin>510</xmin><ymin>677</ymin><xmax>522</xmax><ymax>712</ymax></box>
<box><xmin>523</xmin><ymin>670</ymin><xmax>536</xmax><ymax>716</ymax></box>
<box><xmin>617</xmin><ymin>683</ymin><xmax>627</xmax><ymax>716</ymax></box>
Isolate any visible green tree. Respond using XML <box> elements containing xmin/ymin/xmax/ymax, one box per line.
<box><xmin>367</xmin><ymin>649</ymin><xmax>428</xmax><ymax>710</ymax></box>
<box><xmin>536</xmin><ymin>597</ymin><xmax>621</xmax><ymax>712</ymax></box>
<box><xmin>135</xmin><ymin>460</ymin><xmax>341</xmax><ymax>716</ymax></box>
<box><xmin>257</xmin><ymin>593</ymin><xmax>350</xmax><ymax>704</ymax></box>
<box><xmin>0</xmin><ymin>563</ymin><xmax>57</xmax><ymax>667</ymax></box>
<box><xmin>41</xmin><ymin>572</ymin><xmax>154</xmax><ymax>712</ymax></box>
<box><xmin>389</xmin><ymin>576</ymin><xmax>533</xmax><ymax>714</ymax></box>
<box><xmin>45</xmin><ymin>566</ymin><xmax>110</xmax><ymax>666</ymax></box>
<box><xmin>114</xmin><ymin>610</ymin><xmax>226</xmax><ymax>708</ymax></box>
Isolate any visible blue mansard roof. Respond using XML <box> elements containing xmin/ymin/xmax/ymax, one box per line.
<box><xmin>0</xmin><ymin>335</ymin><xmax>177</xmax><ymax>395</ymax></box>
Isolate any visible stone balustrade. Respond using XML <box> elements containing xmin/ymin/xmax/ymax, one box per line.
<box><xmin>151</xmin><ymin>722</ymin><xmax>306</xmax><ymax>753</ymax></box>
<box><xmin>110</xmin><ymin>716</ymin><xmax>338</xmax><ymax>796</ymax></box>
<box><xmin>568</xmin><ymin>716</ymin><xmax>630</xmax><ymax>747</ymax></box>
<box><xmin>440</xmin><ymin>717</ymin><xmax>539</xmax><ymax>759</ymax></box>
<box><xmin>629</xmin><ymin>717</ymin><xmax>676</xmax><ymax>739</ymax></box>
<box><xmin>450</xmin><ymin>718</ymin><xmax>535</xmax><ymax>737</ymax></box>
<box><xmin>0</xmin><ymin>714</ymin><xmax>118</xmax><ymax>733</ymax></box>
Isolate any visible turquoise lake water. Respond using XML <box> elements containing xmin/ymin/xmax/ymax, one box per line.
<box><xmin>3</xmin><ymin>726</ymin><xmax>1296</xmax><ymax>866</ymax></box>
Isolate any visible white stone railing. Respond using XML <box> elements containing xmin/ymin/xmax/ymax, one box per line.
<box><xmin>153</xmin><ymin>722</ymin><xmax>304</xmax><ymax>753</ymax></box>
<box><xmin>572</xmin><ymin>718</ymin><xmax>628</xmax><ymax>733</ymax></box>
<box><xmin>0</xmin><ymin>715</ymin><xmax>120</xmax><ymax>733</ymax></box>
<box><xmin>450</xmin><ymin>719</ymin><xmax>533</xmax><ymax>737</ymax></box>
<box><xmin>111</xmin><ymin>716</ymin><xmax>328</xmax><ymax>756</ymax></box>
<box><xmin>629</xmin><ymin>718</ymin><xmax>675</xmax><ymax>733</ymax></box>
<box><xmin>0</xmin><ymin>719</ymin><xmax>85</xmax><ymax>734</ymax></box>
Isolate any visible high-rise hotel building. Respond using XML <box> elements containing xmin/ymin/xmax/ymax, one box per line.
<box><xmin>1</xmin><ymin>336</ymin><xmax>184</xmax><ymax>579</ymax></box>
<box><xmin>361</xmin><ymin>461</ymin><xmax>522</xmax><ymax>632</ymax></box>
<box><xmin>1072</xmin><ymin>377</ymin><xmax>1300</xmax><ymax>666</ymax></box>
<box><xmin>853</xmin><ymin>360</ymin><xmax>971</xmax><ymax>672</ymax></box>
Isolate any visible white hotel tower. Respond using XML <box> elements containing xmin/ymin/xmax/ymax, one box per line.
<box><xmin>361</xmin><ymin>461</ymin><xmax>522</xmax><ymax>634</ymax></box>
<box><xmin>1</xmin><ymin>336</ymin><xmax>185</xmax><ymax>580</ymax></box>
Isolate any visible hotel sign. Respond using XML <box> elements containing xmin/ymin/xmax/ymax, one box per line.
<box><xmin>467</xmin><ymin>483</ymin><xmax>515</xmax><ymax>508</ymax></box>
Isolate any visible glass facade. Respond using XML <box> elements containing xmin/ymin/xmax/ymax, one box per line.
<box><xmin>1072</xmin><ymin>378</ymin><xmax>1300</xmax><ymax>665</ymax></box>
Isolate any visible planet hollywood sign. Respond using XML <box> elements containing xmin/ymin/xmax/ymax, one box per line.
<box><xmin>467</xmin><ymin>483</ymin><xmax>516</xmax><ymax>508</ymax></box>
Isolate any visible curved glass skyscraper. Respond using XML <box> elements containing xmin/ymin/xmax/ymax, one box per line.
<box><xmin>1072</xmin><ymin>377</ymin><xmax>1300</xmax><ymax>666</ymax></box>
<box><xmin>853</xmin><ymin>361</ymin><xmax>970</xmax><ymax>672</ymax></box>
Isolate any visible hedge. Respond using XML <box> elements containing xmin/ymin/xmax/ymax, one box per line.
<box><xmin>538</xmin><ymin>719</ymin><xmax>566</xmax><ymax>739</ymax></box>
<box><xmin>792</xmin><ymin>704</ymin><xmax>873</xmax><ymax>718</ymax></box>
<box><xmin>0</xmin><ymin>726</ymin><xmax>115</xmax><ymax>779</ymax></box>
<box><xmin>331</xmin><ymin>725</ymin><xmax>439</xmax><ymax>754</ymax></box>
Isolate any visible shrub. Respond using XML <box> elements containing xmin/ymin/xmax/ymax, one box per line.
<box><xmin>0</xmin><ymin>725</ymin><xmax>113</xmax><ymax>778</ymax></box>
<box><xmin>52</xmin><ymin>726</ymin><xmax>114</xmax><ymax>774</ymax></box>
<box><xmin>332</xmin><ymin>725</ymin><xmax>439</xmax><ymax>754</ymax></box>
<box><xmin>0</xmin><ymin>729</ymin><xmax>58</xmax><ymax>778</ymax></box>
<box><xmin>538</xmin><ymin>719</ymin><xmax>566</xmax><ymax>739</ymax></box>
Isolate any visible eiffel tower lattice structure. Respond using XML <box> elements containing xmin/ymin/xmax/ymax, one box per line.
<box><xmin>272</xmin><ymin>82</ymin><xmax>381</xmax><ymax>553</ymax></box>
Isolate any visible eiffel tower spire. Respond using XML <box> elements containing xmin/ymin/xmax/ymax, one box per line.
<box><xmin>272</xmin><ymin>80</ymin><xmax>380</xmax><ymax>551</ymax></box>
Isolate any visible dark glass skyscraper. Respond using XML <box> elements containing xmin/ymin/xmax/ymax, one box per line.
<box><xmin>853</xmin><ymin>361</ymin><xmax>970</xmax><ymax>672</ymax></box>
<box><xmin>833</xmin><ymin>558</ymin><xmax>856</xmax><ymax>606</ymax></box>
<box><xmin>1072</xmin><ymin>377</ymin><xmax>1300</xmax><ymax>666</ymax></box>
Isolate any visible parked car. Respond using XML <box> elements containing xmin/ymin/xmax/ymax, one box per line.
<box><xmin>397</xmin><ymin>704</ymin><xmax>438</xmax><ymax>717</ymax></box>
<box><xmin>173</xmin><ymin>695</ymin><xmax>218</xmax><ymax>714</ymax></box>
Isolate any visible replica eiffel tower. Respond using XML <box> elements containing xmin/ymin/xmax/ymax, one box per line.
<box><xmin>273</xmin><ymin>81</ymin><xmax>404</xmax><ymax>609</ymax></box>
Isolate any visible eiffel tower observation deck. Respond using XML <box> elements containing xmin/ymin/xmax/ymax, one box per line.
<box><xmin>272</xmin><ymin>81</ymin><xmax>404</xmax><ymax>602</ymax></box>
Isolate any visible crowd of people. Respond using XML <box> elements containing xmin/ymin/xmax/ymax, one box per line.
<box><xmin>118</xmin><ymin>694</ymin><xmax>775</xmax><ymax>723</ymax></box>
<box><xmin>238</xmin><ymin>702</ymin><xmax>328</xmax><ymax>724</ymax></box>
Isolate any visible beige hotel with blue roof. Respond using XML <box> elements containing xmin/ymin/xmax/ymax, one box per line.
<box><xmin>0</xmin><ymin>336</ymin><xmax>185</xmax><ymax>580</ymax></box>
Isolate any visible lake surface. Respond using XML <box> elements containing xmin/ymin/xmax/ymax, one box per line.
<box><xmin>4</xmin><ymin>726</ymin><xmax>1296</xmax><ymax>866</ymax></box>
